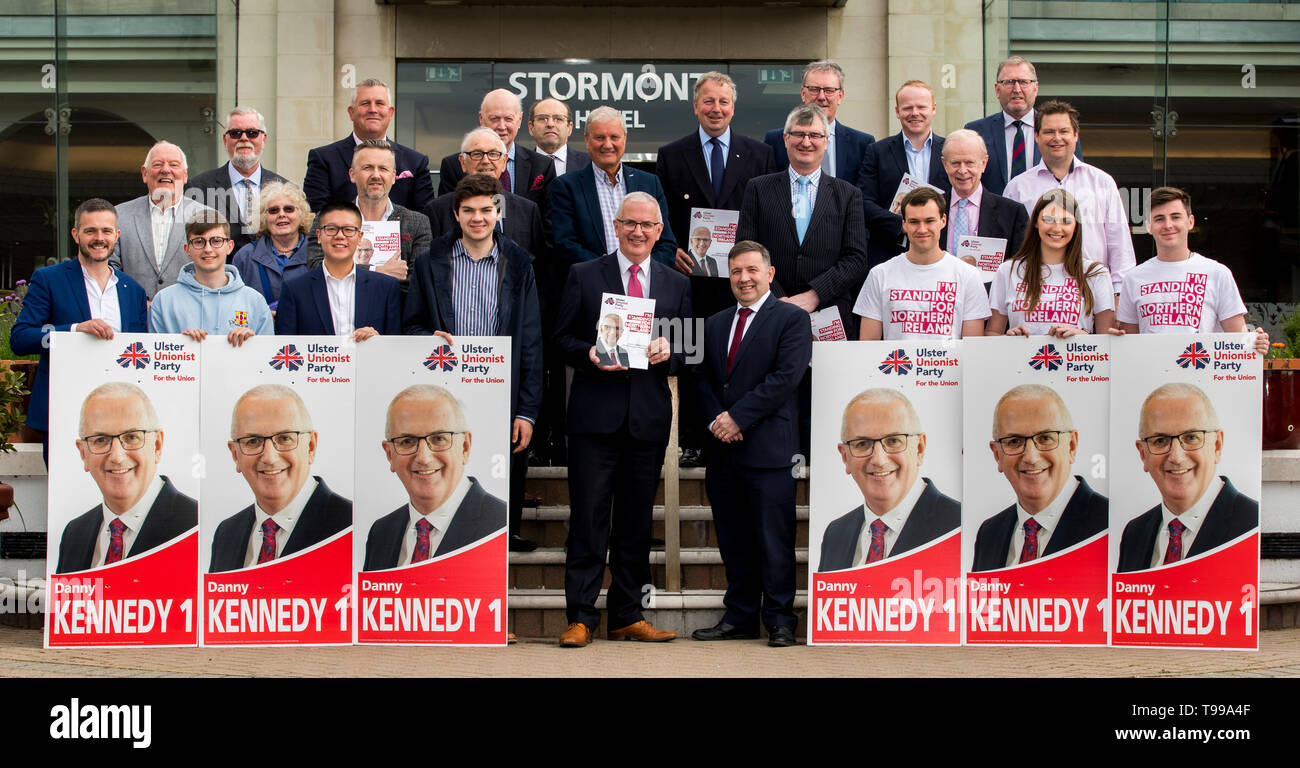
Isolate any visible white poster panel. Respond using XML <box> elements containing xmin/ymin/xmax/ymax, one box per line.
<box><xmin>686</xmin><ymin>207</ymin><xmax>738</xmax><ymax>278</ymax></box>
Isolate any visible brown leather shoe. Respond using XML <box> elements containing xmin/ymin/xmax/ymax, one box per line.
<box><xmin>607</xmin><ymin>620</ymin><xmax>676</xmax><ymax>642</ymax></box>
<box><xmin>559</xmin><ymin>622</ymin><xmax>592</xmax><ymax>647</ymax></box>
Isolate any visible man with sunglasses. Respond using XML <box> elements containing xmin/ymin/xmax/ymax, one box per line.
<box><xmin>363</xmin><ymin>385</ymin><xmax>506</xmax><ymax>571</ymax></box>
<box><xmin>1118</xmin><ymin>383</ymin><xmax>1257</xmax><ymax>573</ymax></box>
<box><xmin>56</xmin><ymin>383</ymin><xmax>197</xmax><ymax>573</ymax></box>
<box><xmin>210</xmin><ymin>384</ymin><xmax>351</xmax><ymax>573</ymax></box>
<box><xmin>186</xmin><ymin>107</ymin><xmax>287</xmax><ymax>252</ymax></box>
<box><xmin>819</xmin><ymin>388</ymin><xmax>959</xmax><ymax>572</ymax></box>
<box><xmin>971</xmin><ymin>384</ymin><xmax>1107</xmax><ymax>572</ymax></box>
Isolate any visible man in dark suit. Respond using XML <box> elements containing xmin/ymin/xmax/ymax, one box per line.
<box><xmin>404</xmin><ymin>173</ymin><xmax>543</xmax><ymax>552</ymax></box>
<box><xmin>210</xmin><ymin>384</ymin><xmax>351</xmax><ymax>573</ymax></box>
<box><xmin>278</xmin><ymin>201</ymin><xmax>401</xmax><ymax>338</ymax></box>
<box><xmin>819</xmin><ymin>389</ymin><xmax>960</xmax><ymax>571</ymax></box>
<box><xmin>551</xmin><ymin>106</ymin><xmax>677</xmax><ymax>267</ymax></box>
<box><xmin>185</xmin><ymin>106</ymin><xmax>288</xmax><ymax>253</ymax></box>
<box><xmin>57</xmin><ymin>383</ymin><xmax>198</xmax><ymax>573</ymax></box>
<box><xmin>302</xmin><ymin>78</ymin><xmax>434</xmax><ymax>213</ymax></box>
<box><xmin>593</xmin><ymin>313</ymin><xmax>630</xmax><ymax>367</ymax></box>
<box><xmin>690</xmin><ymin>242</ymin><xmax>812</xmax><ymax>647</ymax></box>
<box><xmin>763</xmin><ymin>60</ymin><xmax>874</xmax><ymax>183</ymax></box>
<box><xmin>857</xmin><ymin>80</ymin><xmax>951</xmax><ymax>270</ymax></box>
<box><xmin>527</xmin><ymin>97</ymin><xmax>590</xmax><ymax>176</ymax></box>
<box><xmin>363</xmin><ymin>385</ymin><xmax>507</xmax><ymax>570</ymax></box>
<box><xmin>554</xmin><ymin>192</ymin><xmax>691</xmax><ymax>647</ymax></box>
<box><xmin>972</xmin><ymin>384</ymin><xmax>1107</xmax><ymax>572</ymax></box>
<box><xmin>13</xmin><ymin>198</ymin><xmax>149</xmax><ymax>459</ymax></box>
<box><xmin>940</xmin><ymin>129</ymin><xmax>1030</xmax><ymax>264</ymax></box>
<box><xmin>1118</xmin><ymin>383</ymin><xmax>1259</xmax><ymax>573</ymax></box>
<box><xmin>437</xmin><ymin>89</ymin><xmax>556</xmax><ymax>210</ymax></box>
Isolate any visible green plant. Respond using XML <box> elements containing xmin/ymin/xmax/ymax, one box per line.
<box><xmin>0</xmin><ymin>367</ymin><xmax>30</xmax><ymax>453</ymax></box>
<box><xmin>0</xmin><ymin>281</ymin><xmax>37</xmax><ymax>362</ymax></box>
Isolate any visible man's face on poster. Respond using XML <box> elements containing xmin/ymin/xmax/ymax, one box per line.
<box><xmin>1137</xmin><ymin>392</ymin><xmax>1223</xmax><ymax>514</ymax></box>
<box><xmin>599</xmin><ymin>314</ymin><xmax>622</xmax><ymax>348</ymax></box>
<box><xmin>78</xmin><ymin>393</ymin><xmax>163</xmax><ymax>514</ymax></box>
<box><xmin>990</xmin><ymin>394</ymin><xmax>1078</xmax><ymax>514</ymax></box>
<box><xmin>838</xmin><ymin>398</ymin><xmax>925</xmax><ymax>516</ymax></box>
<box><xmin>228</xmin><ymin>396</ymin><xmax>317</xmax><ymax>514</ymax></box>
<box><xmin>383</xmin><ymin>394</ymin><xmax>471</xmax><ymax>514</ymax></box>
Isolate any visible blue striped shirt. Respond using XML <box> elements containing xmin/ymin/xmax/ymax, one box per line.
<box><xmin>593</xmin><ymin>164</ymin><xmax>626</xmax><ymax>255</ymax></box>
<box><xmin>450</xmin><ymin>238</ymin><xmax>500</xmax><ymax>336</ymax></box>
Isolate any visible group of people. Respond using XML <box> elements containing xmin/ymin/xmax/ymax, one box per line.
<box><xmin>16</xmin><ymin>55</ymin><xmax>1267</xmax><ymax>648</ymax></box>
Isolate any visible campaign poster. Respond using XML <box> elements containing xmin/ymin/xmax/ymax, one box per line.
<box><xmin>354</xmin><ymin>336</ymin><xmax>510</xmax><ymax>645</ymax></box>
<box><xmin>45</xmin><ymin>333</ymin><xmax>200</xmax><ymax>648</ymax></box>
<box><xmin>1108</xmin><ymin>333</ymin><xmax>1261</xmax><ymax>650</ymax></box>
<box><xmin>686</xmin><ymin>207</ymin><xmax>738</xmax><ymax>278</ymax></box>
<box><xmin>808</xmin><ymin>341</ymin><xmax>962</xmax><ymax>645</ymax></box>
<box><xmin>359</xmin><ymin>220</ymin><xmax>400</xmax><ymax>267</ymax></box>
<box><xmin>596</xmin><ymin>293</ymin><xmax>654</xmax><ymax>369</ymax></box>
<box><xmin>955</xmin><ymin>235</ymin><xmax>1008</xmax><ymax>284</ymax></box>
<box><xmin>962</xmin><ymin>336</ymin><xmax>1110</xmax><ymax>646</ymax></box>
<box><xmin>809</xmin><ymin>306</ymin><xmax>847</xmax><ymax>342</ymax></box>
<box><xmin>199</xmin><ymin>337</ymin><xmax>354</xmax><ymax>646</ymax></box>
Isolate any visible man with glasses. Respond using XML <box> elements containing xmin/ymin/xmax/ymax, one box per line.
<box><xmin>186</xmin><ymin>106</ymin><xmax>288</xmax><ymax>252</ymax></box>
<box><xmin>56</xmin><ymin>383</ymin><xmax>197</xmax><ymax>573</ymax></box>
<box><xmin>363</xmin><ymin>385</ymin><xmax>506</xmax><ymax>570</ymax></box>
<box><xmin>210</xmin><ymin>384</ymin><xmax>351</xmax><ymax>573</ymax></box>
<box><xmin>528</xmin><ymin>97</ymin><xmax>590</xmax><ymax>176</ymax></box>
<box><xmin>594</xmin><ymin>313</ymin><xmax>629</xmax><ymax>367</ymax></box>
<box><xmin>1118</xmin><ymin>383</ymin><xmax>1257</xmax><ymax>573</ymax></box>
<box><xmin>148</xmin><ymin>211</ymin><xmax>272</xmax><ymax>344</ymax></box>
<box><xmin>763</xmin><ymin>60</ymin><xmax>874</xmax><ymax>183</ymax></box>
<box><xmin>437</xmin><ymin>89</ymin><xmax>556</xmax><ymax>210</ymax></box>
<box><xmin>819</xmin><ymin>388</ymin><xmax>959</xmax><ymax>571</ymax></box>
<box><xmin>971</xmin><ymin>384</ymin><xmax>1107</xmax><ymax>572</ymax></box>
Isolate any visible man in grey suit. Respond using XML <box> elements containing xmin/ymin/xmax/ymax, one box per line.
<box><xmin>112</xmin><ymin>141</ymin><xmax>216</xmax><ymax>299</ymax></box>
<box><xmin>184</xmin><ymin>106</ymin><xmax>288</xmax><ymax>252</ymax></box>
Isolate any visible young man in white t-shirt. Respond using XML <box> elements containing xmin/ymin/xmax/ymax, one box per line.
<box><xmin>856</xmin><ymin>186</ymin><xmax>990</xmax><ymax>340</ymax></box>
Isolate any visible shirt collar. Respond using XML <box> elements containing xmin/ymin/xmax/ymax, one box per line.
<box><xmin>699</xmin><ymin>126</ymin><xmax>731</xmax><ymax>150</ymax></box>
<box><xmin>616</xmin><ymin>250</ymin><xmax>650</xmax><ymax>278</ymax></box>
<box><xmin>538</xmin><ymin>144</ymin><xmax>567</xmax><ymax>162</ymax></box>
<box><xmin>595</xmin><ymin>163</ymin><xmax>624</xmax><ymax>186</ymax></box>
<box><xmin>903</xmin><ymin>132</ymin><xmax>934</xmax><ymax>154</ymax></box>
<box><xmin>228</xmin><ymin>163</ymin><xmax>262</xmax><ymax>188</ymax></box>
<box><xmin>867</xmin><ymin>476</ymin><xmax>928</xmax><ymax>532</ymax></box>
<box><xmin>355</xmin><ymin>197</ymin><xmax>394</xmax><ymax>223</ymax></box>
<box><xmin>408</xmin><ymin>475</ymin><xmax>473</xmax><ymax>527</ymax></box>
<box><xmin>453</xmin><ymin>237</ymin><xmax>500</xmax><ymax>265</ymax></box>
<box><xmin>953</xmin><ymin>184</ymin><xmax>984</xmax><ymax>206</ymax></box>
<box><xmin>1004</xmin><ymin>108</ymin><xmax>1034</xmax><ymax>129</ymax></box>
<box><xmin>1016</xmin><ymin>475</ymin><xmax>1079</xmax><ymax>535</ymax></box>
<box><xmin>352</xmin><ymin>132</ymin><xmax>389</xmax><ymax>145</ymax></box>
<box><xmin>787</xmin><ymin>165</ymin><xmax>822</xmax><ymax>186</ymax></box>
<box><xmin>102</xmin><ymin>474</ymin><xmax>165</xmax><ymax>522</ymax></box>
<box><xmin>81</xmin><ymin>262</ymin><xmax>119</xmax><ymax>290</ymax></box>
<box><xmin>254</xmin><ymin>477</ymin><xmax>318</xmax><ymax>538</ymax></box>
<box><xmin>149</xmin><ymin>196</ymin><xmax>179</xmax><ymax>215</ymax></box>
<box><xmin>324</xmin><ymin>263</ymin><xmax>357</xmax><ymax>284</ymax></box>
<box><xmin>736</xmin><ymin>288</ymin><xmax>773</xmax><ymax>314</ymax></box>
<box><xmin>1161</xmin><ymin>477</ymin><xmax>1224</xmax><ymax>537</ymax></box>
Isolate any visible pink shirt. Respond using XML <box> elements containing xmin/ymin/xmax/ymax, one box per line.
<box><xmin>946</xmin><ymin>184</ymin><xmax>983</xmax><ymax>252</ymax></box>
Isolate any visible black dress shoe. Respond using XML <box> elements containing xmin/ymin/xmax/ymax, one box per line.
<box><xmin>509</xmin><ymin>534</ymin><xmax>538</xmax><ymax>552</ymax></box>
<box><xmin>679</xmin><ymin>448</ymin><xmax>703</xmax><ymax>468</ymax></box>
<box><xmin>692</xmin><ymin>621</ymin><xmax>759</xmax><ymax>641</ymax></box>
<box><xmin>767</xmin><ymin>626</ymin><xmax>796</xmax><ymax>647</ymax></box>
<box><xmin>650</xmin><ymin>537</ymin><xmax>665</xmax><ymax>550</ymax></box>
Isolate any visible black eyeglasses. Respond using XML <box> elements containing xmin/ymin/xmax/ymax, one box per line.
<box><xmin>81</xmin><ymin>430</ymin><xmax>155</xmax><ymax>454</ymax></box>
<box><xmin>996</xmin><ymin>78</ymin><xmax>1037</xmax><ymax>89</ymax></box>
<box><xmin>386</xmin><ymin>432</ymin><xmax>464</xmax><ymax>455</ymax></box>
<box><xmin>265</xmin><ymin>205</ymin><xmax>297</xmax><ymax>215</ymax></box>
<box><xmin>1139</xmin><ymin>430</ymin><xmax>1218</xmax><ymax>455</ymax></box>
<box><xmin>320</xmin><ymin>225</ymin><xmax>362</xmax><ymax>238</ymax></box>
<box><xmin>462</xmin><ymin>150</ymin><xmax>504</xmax><ymax>161</ymax></box>
<box><xmin>225</xmin><ymin>129</ymin><xmax>264</xmax><ymax>140</ymax></box>
<box><xmin>840</xmin><ymin>434</ymin><xmax>917</xmax><ymax>458</ymax></box>
<box><xmin>786</xmin><ymin>131</ymin><xmax>827</xmax><ymax>142</ymax></box>
<box><xmin>993</xmin><ymin>430</ymin><xmax>1071</xmax><ymax>455</ymax></box>
<box><xmin>801</xmin><ymin>86</ymin><xmax>842</xmax><ymax>96</ymax></box>
<box><xmin>187</xmin><ymin>236</ymin><xmax>230</xmax><ymax>249</ymax></box>
<box><xmin>233</xmin><ymin>431</ymin><xmax>311</xmax><ymax>455</ymax></box>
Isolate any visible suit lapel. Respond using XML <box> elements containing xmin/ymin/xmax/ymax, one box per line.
<box><xmin>988</xmin><ymin>117</ymin><xmax>1008</xmax><ymax>186</ymax></box>
<box><xmin>579</xmin><ymin>166</ymin><xmax>605</xmax><ymax>250</ymax></box>
<box><xmin>928</xmin><ymin>137</ymin><xmax>947</xmax><ymax>188</ymax></box>
<box><xmin>835</xmin><ymin>123</ymin><xmax>852</xmax><ymax>181</ymax></box>
<box><xmin>513</xmin><ymin>147</ymin><xmax>531</xmax><ymax>195</ymax></box>
<box><xmin>776</xmin><ymin>176</ymin><xmax>800</xmax><ymax>247</ymax></box>
<box><xmin>684</xmin><ymin>135</ymin><xmax>715</xmax><ymax>207</ymax></box>
<box><xmin>1189</xmin><ymin>478</ymin><xmax>1236</xmax><ymax>558</ymax></box>
<box><xmin>603</xmin><ymin>253</ymin><xmax>624</xmax><ymax>296</ymax></box>
<box><xmin>889</xmin><ymin>133</ymin><xmax>908</xmax><ymax>181</ymax></box>
<box><xmin>131</xmin><ymin>205</ymin><xmax>161</xmax><ymax>280</ymax></box>
<box><xmin>308</xmin><ymin>270</ymin><xmax>335</xmax><ymax>334</ymax></box>
<box><xmin>806</xmin><ymin>174</ymin><xmax>834</xmax><ymax>239</ymax></box>
<box><xmin>726</xmin><ymin>300</ymin><xmax>774</xmax><ymax>377</ymax></box>
<box><xmin>718</xmin><ymin>146</ymin><xmax>749</xmax><ymax>209</ymax></box>
<box><xmin>432</xmin><ymin>250</ymin><xmax>456</xmax><ymax>334</ymax></box>
<box><xmin>62</xmin><ymin>259</ymin><xmax>93</xmax><ymax>320</ymax></box>
<box><xmin>497</xmin><ymin>240</ymin><xmax>516</xmax><ymax>334</ymax></box>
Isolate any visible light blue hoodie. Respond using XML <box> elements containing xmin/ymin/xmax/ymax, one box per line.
<box><xmin>149</xmin><ymin>263</ymin><xmax>273</xmax><ymax>336</ymax></box>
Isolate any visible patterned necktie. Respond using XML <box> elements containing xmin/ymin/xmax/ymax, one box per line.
<box><xmin>726</xmin><ymin>307</ymin><xmax>752</xmax><ymax>372</ymax></box>
<box><xmin>709</xmin><ymin>137</ymin><xmax>725</xmax><ymax>202</ymax></box>
<box><xmin>865</xmin><ymin>519</ymin><xmax>888</xmax><ymax>564</ymax></box>
<box><xmin>500</xmin><ymin>165</ymin><xmax>512</xmax><ymax>194</ymax></box>
<box><xmin>105</xmin><ymin>518</ymin><xmax>126</xmax><ymax>565</ymax></box>
<box><xmin>257</xmin><ymin>518</ymin><xmax>280</xmax><ymax>564</ymax></box>
<box><xmin>627</xmin><ymin>263</ymin><xmax>644</xmax><ymax>298</ymax></box>
<box><xmin>1019</xmin><ymin>518</ymin><xmax>1042</xmax><ymax>563</ymax></box>
<box><xmin>241</xmin><ymin>179</ymin><xmax>256</xmax><ymax>225</ymax></box>
<box><xmin>821</xmin><ymin>130</ymin><xmax>833</xmax><ymax>176</ymax></box>
<box><xmin>412</xmin><ymin>518</ymin><xmax>434</xmax><ymax>564</ymax></box>
<box><xmin>950</xmin><ymin>197</ymin><xmax>970</xmax><ymax>252</ymax></box>
<box><xmin>794</xmin><ymin>175</ymin><xmax>812</xmax><ymax>244</ymax></box>
<box><xmin>1011</xmin><ymin>120</ymin><xmax>1027</xmax><ymax>179</ymax></box>
<box><xmin>1163</xmin><ymin>518</ymin><xmax>1187</xmax><ymax>565</ymax></box>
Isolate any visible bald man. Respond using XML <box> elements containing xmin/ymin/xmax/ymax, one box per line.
<box><xmin>688</xmin><ymin>226</ymin><xmax>721</xmax><ymax>277</ymax></box>
<box><xmin>438</xmin><ymin>88</ymin><xmax>556</xmax><ymax>207</ymax></box>
<box><xmin>363</xmin><ymin>385</ymin><xmax>506</xmax><ymax>571</ymax></box>
<box><xmin>971</xmin><ymin>384</ymin><xmax>1108</xmax><ymax>572</ymax></box>
<box><xmin>209</xmin><ymin>384</ymin><xmax>351</xmax><ymax>573</ymax></box>
<box><xmin>1117</xmin><ymin>383</ymin><xmax>1258</xmax><ymax>573</ymax></box>
<box><xmin>57</xmin><ymin>383</ymin><xmax>197</xmax><ymax>573</ymax></box>
<box><xmin>818</xmin><ymin>389</ymin><xmax>960</xmax><ymax>571</ymax></box>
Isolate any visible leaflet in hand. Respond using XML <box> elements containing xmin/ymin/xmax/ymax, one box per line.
<box><xmin>955</xmin><ymin>235</ymin><xmax>1008</xmax><ymax>284</ymax></box>
<box><xmin>597</xmin><ymin>293</ymin><xmax>656</xmax><ymax>370</ymax></box>
<box><xmin>686</xmin><ymin>208</ymin><xmax>738</xmax><ymax>278</ymax></box>
<box><xmin>810</xmin><ymin>306</ymin><xmax>847</xmax><ymax>341</ymax></box>
<box><xmin>360</xmin><ymin>220</ymin><xmax>401</xmax><ymax>266</ymax></box>
<box><xmin>889</xmin><ymin>173</ymin><xmax>944</xmax><ymax>215</ymax></box>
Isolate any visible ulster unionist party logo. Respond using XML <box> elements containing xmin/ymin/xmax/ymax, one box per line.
<box><xmin>1176</xmin><ymin>341</ymin><xmax>1210</xmax><ymax>370</ymax></box>
<box><xmin>424</xmin><ymin>344</ymin><xmax>459</xmax><ymax>372</ymax></box>
<box><xmin>878</xmin><ymin>349</ymin><xmax>913</xmax><ymax>375</ymax></box>
<box><xmin>269</xmin><ymin>344</ymin><xmax>305</xmax><ymax>372</ymax></box>
<box><xmin>1028</xmin><ymin>344</ymin><xmax>1063</xmax><ymax>372</ymax></box>
<box><xmin>116</xmin><ymin>341</ymin><xmax>150</xmax><ymax>370</ymax></box>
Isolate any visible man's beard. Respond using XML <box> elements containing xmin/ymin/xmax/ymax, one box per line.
<box><xmin>231</xmin><ymin>150</ymin><xmax>261</xmax><ymax>173</ymax></box>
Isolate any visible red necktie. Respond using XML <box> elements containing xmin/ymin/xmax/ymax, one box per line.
<box><xmin>412</xmin><ymin>518</ymin><xmax>434</xmax><ymax>564</ymax></box>
<box><xmin>257</xmin><ymin>518</ymin><xmax>280</xmax><ymax>564</ymax></box>
<box><xmin>627</xmin><ymin>263</ymin><xmax>644</xmax><ymax>298</ymax></box>
<box><xmin>726</xmin><ymin>307</ymin><xmax>752</xmax><ymax>372</ymax></box>
<box><xmin>1018</xmin><ymin>518</ymin><xmax>1042</xmax><ymax>563</ymax></box>
<box><xmin>865</xmin><ymin>519</ymin><xmax>887</xmax><ymax>564</ymax></box>
<box><xmin>500</xmin><ymin>167</ymin><xmax>512</xmax><ymax>193</ymax></box>
<box><xmin>105</xmin><ymin>518</ymin><xmax>126</xmax><ymax>565</ymax></box>
<box><xmin>1163</xmin><ymin>519</ymin><xmax>1187</xmax><ymax>565</ymax></box>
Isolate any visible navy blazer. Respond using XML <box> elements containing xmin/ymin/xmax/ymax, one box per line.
<box><xmin>560</xmin><ymin>148</ymin><xmax>593</xmax><ymax>175</ymax></box>
<box><xmin>555</xmin><ymin>252</ymin><xmax>691</xmax><ymax>443</ymax></box>
<box><xmin>1117</xmin><ymin>477</ymin><xmax>1258</xmax><ymax>573</ymax></box>
<box><xmin>857</xmin><ymin>132</ymin><xmax>953</xmax><ymax>268</ymax></box>
<box><xmin>970</xmin><ymin>475</ymin><xmax>1108</xmax><ymax>573</ymax></box>
<box><xmin>403</xmin><ymin>230</ymin><xmax>543</xmax><ymax>422</ymax></box>
<box><xmin>185</xmin><ymin>162</ymin><xmax>289</xmax><ymax>253</ymax></box>
<box><xmin>11</xmin><ymin>258</ymin><xmax>149</xmax><ymax>431</ymax></box>
<box><xmin>362</xmin><ymin>477</ymin><xmax>506</xmax><ymax>571</ymax></box>
<box><xmin>550</xmin><ymin>163</ymin><xmax>678</xmax><ymax>267</ymax></box>
<box><xmin>695</xmin><ymin>297</ymin><xmax>811</xmax><ymax>469</ymax></box>
<box><xmin>818</xmin><ymin>479</ymin><xmax>960</xmax><ymax>571</ymax></box>
<box><xmin>655</xmin><ymin>130</ymin><xmax>777</xmax><ymax>252</ymax></box>
<box><xmin>303</xmin><ymin>136</ymin><xmax>435</xmax><ymax>214</ymax></box>
<box><xmin>273</xmin><ymin>266</ymin><xmax>402</xmax><ymax>336</ymax></box>
<box><xmin>764</xmin><ymin>121</ymin><xmax>875</xmax><ymax>184</ymax></box>
<box><xmin>940</xmin><ymin>187</ymin><xmax>1031</xmax><ymax>257</ymax></box>
<box><xmin>964</xmin><ymin>112</ymin><xmax>1082</xmax><ymax>196</ymax></box>
<box><xmin>209</xmin><ymin>476</ymin><xmax>351</xmax><ymax>573</ymax></box>
<box><xmin>56</xmin><ymin>475</ymin><xmax>198</xmax><ymax>574</ymax></box>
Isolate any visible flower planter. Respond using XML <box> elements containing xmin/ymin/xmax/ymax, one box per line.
<box><xmin>1263</xmin><ymin>359</ymin><xmax>1300</xmax><ymax>449</ymax></box>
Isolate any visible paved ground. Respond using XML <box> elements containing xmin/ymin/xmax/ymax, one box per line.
<box><xmin>1</xmin><ymin>624</ymin><xmax>1297</xmax><ymax>677</ymax></box>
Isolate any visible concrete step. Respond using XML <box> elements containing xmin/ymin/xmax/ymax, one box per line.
<box><xmin>518</xmin><ymin>505</ymin><xmax>811</xmax><ymax>549</ymax></box>
<box><xmin>507</xmin><ymin>588</ymin><xmax>810</xmax><ymax>638</ymax></box>
<box><xmin>524</xmin><ymin>466</ymin><xmax>810</xmax><ymax>506</ymax></box>
<box><xmin>509</xmin><ymin>547</ymin><xmax>810</xmax><ymax>592</ymax></box>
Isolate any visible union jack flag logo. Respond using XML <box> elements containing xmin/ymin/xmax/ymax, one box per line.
<box><xmin>269</xmin><ymin>344</ymin><xmax>304</xmax><ymax>372</ymax></box>
<box><xmin>424</xmin><ymin>344</ymin><xmax>458</xmax><ymax>372</ymax></box>
<box><xmin>1177</xmin><ymin>341</ymin><xmax>1210</xmax><ymax>370</ymax></box>
<box><xmin>1029</xmin><ymin>344</ymin><xmax>1063</xmax><ymax>371</ymax></box>
<box><xmin>878</xmin><ymin>349</ymin><xmax>912</xmax><ymax>375</ymax></box>
<box><xmin>117</xmin><ymin>342</ymin><xmax>150</xmax><ymax>370</ymax></box>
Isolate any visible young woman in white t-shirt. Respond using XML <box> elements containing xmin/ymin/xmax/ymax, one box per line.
<box><xmin>986</xmin><ymin>188</ymin><xmax>1115</xmax><ymax>338</ymax></box>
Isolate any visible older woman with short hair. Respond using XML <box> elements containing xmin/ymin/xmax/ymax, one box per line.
<box><xmin>231</xmin><ymin>181</ymin><xmax>315</xmax><ymax>311</ymax></box>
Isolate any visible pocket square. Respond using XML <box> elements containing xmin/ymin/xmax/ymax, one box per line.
<box><xmin>396</xmin><ymin>170</ymin><xmax>414</xmax><ymax>179</ymax></box>
<box><xmin>529</xmin><ymin>174</ymin><xmax>545</xmax><ymax>191</ymax></box>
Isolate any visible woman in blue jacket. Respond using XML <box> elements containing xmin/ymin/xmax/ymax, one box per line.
<box><xmin>231</xmin><ymin>181</ymin><xmax>315</xmax><ymax>311</ymax></box>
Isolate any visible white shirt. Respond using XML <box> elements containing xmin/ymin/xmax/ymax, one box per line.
<box><xmin>616</xmin><ymin>250</ymin><xmax>652</xmax><ymax>296</ymax></box>
<box><xmin>227</xmin><ymin>163</ymin><xmax>262</xmax><ymax>218</ymax></box>
<box><xmin>356</xmin><ymin>196</ymin><xmax>394</xmax><ymax>224</ymax></box>
<box><xmin>76</xmin><ymin>264</ymin><xmax>121</xmax><ymax>334</ymax></box>
<box><xmin>92</xmin><ymin>475</ymin><xmax>165</xmax><ymax>568</ymax></box>
<box><xmin>854</xmin><ymin>252</ymin><xmax>991</xmax><ymax>339</ymax></box>
<box><xmin>539</xmin><ymin>144</ymin><xmax>569</xmax><ymax>176</ymax></box>
<box><xmin>726</xmin><ymin>289</ymin><xmax>772</xmax><ymax>346</ymax></box>
<box><xmin>400</xmin><ymin>476</ymin><xmax>473</xmax><ymax>566</ymax></box>
<box><xmin>989</xmin><ymin>259</ymin><xmax>1115</xmax><ymax>334</ymax></box>
<box><xmin>1003</xmin><ymin>109</ymin><xmax>1036</xmax><ymax>180</ymax></box>
<box><xmin>243</xmin><ymin>477</ymin><xmax>318</xmax><ymax>569</ymax></box>
<box><xmin>1151</xmin><ymin>478</ymin><xmax>1222</xmax><ymax>569</ymax></box>
<box><xmin>1116</xmin><ymin>253</ymin><xmax>1246</xmax><ymax>333</ymax></box>
<box><xmin>324</xmin><ymin>265</ymin><xmax>357</xmax><ymax>335</ymax></box>
<box><xmin>852</xmin><ymin>476</ymin><xmax>927</xmax><ymax>566</ymax></box>
<box><xmin>1003</xmin><ymin>476</ymin><xmax>1079</xmax><ymax>568</ymax></box>
<box><xmin>148</xmin><ymin>199</ymin><xmax>178</xmax><ymax>268</ymax></box>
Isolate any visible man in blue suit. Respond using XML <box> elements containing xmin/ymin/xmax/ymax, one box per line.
<box><xmin>12</xmin><ymin>198</ymin><xmax>148</xmax><ymax>460</ymax></box>
<box><xmin>764</xmin><ymin>60</ymin><xmax>874</xmax><ymax>183</ymax></box>
<box><xmin>275</xmin><ymin>201</ymin><xmax>401</xmax><ymax>339</ymax></box>
<box><xmin>690</xmin><ymin>241</ymin><xmax>812</xmax><ymax>648</ymax></box>
<box><xmin>550</xmin><ymin>106</ymin><xmax>677</xmax><ymax>267</ymax></box>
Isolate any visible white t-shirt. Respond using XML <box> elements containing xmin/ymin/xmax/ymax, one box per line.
<box><xmin>1116</xmin><ymin>253</ymin><xmax>1246</xmax><ymax>333</ymax></box>
<box><xmin>989</xmin><ymin>258</ymin><xmax>1114</xmax><ymax>334</ymax></box>
<box><xmin>854</xmin><ymin>252</ymin><xmax>991</xmax><ymax>339</ymax></box>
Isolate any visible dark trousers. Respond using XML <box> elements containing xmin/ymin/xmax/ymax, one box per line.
<box><xmin>509</xmin><ymin>445</ymin><xmax>528</xmax><ymax>536</ymax></box>
<box><xmin>564</xmin><ymin>430</ymin><xmax>666</xmax><ymax>630</ymax></box>
<box><xmin>705</xmin><ymin>458</ymin><xmax>798</xmax><ymax>630</ymax></box>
